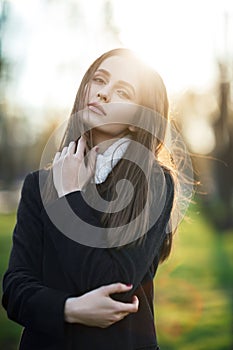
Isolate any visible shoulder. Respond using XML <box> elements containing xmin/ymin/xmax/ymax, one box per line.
<box><xmin>22</xmin><ymin>168</ymin><xmax>49</xmax><ymax>191</ymax></box>
<box><xmin>20</xmin><ymin>168</ymin><xmax>51</xmax><ymax>208</ymax></box>
<box><xmin>150</xmin><ymin>162</ymin><xmax>175</xmax><ymax>219</ymax></box>
<box><xmin>161</xmin><ymin>165</ymin><xmax>174</xmax><ymax>209</ymax></box>
<box><xmin>163</xmin><ymin>166</ymin><xmax>175</xmax><ymax>196</ymax></box>
<box><xmin>151</xmin><ymin>161</ymin><xmax>174</xmax><ymax>193</ymax></box>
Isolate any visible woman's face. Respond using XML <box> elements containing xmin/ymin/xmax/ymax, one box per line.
<box><xmin>83</xmin><ymin>55</ymin><xmax>140</xmax><ymax>144</ymax></box>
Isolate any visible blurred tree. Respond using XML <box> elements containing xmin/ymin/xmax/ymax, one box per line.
<box><xmin>0</xmin><ymin>0</ymin><xmax>122</xmax><ymax>191</ymax></box>
<box><xmin>174</xmin><ymin>13</ymin><xmax>233</xmax><ymax>231</ymax></box>
<box><xmin>0</xmin><ymin>1</ymin><xmax>32</xmax><ymax>188</ymax></box>
<box><xmin>211</xmin><ymin>62</ymin><xmax>233</xmax><ymax>230</ymax></box>
<box><xmin>0</xmin><ymin>0</ymin><xmax>14</xmax><ymax>187</ymax></box>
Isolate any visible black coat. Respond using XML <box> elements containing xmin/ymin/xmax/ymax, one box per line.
<box><xmin>2</xmin><ymin>168</ymin><xmax>174</xmax><ymax>350</ymax></box>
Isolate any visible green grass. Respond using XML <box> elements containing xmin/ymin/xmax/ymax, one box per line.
<box><xmin>155</xmin><ymin>206</ymin><xmax>233</xmax><ymax>350</ymax></box>
<box><xmin>0</xmin><ymin>213</ymin><xmax>22</xmax><ymax>350</ymax></box>
<box><xmin>0</xmin><ymin>207</ymin><xmax>233</xmax><ymax>349</ymax></box>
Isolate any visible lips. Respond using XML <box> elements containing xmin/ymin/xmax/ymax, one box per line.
<box><xmin>87</xmin><ymin>102</ymin><xmax>106</xmax><ymax>116</ymax></box>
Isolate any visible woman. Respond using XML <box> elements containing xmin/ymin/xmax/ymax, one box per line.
<box><xmin>2</xmin><ymin>48</ymin><xmax>178</xmax><ymax>350</ymax></box>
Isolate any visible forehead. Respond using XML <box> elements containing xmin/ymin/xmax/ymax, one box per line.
<box><xmin>97</xmin><ymin>55</ymin><xmax>139</xmax><ymax>88</ymax></box>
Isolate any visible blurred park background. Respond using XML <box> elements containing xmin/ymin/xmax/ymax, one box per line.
<box><xmin>0</xmin><ymin>0</ymin><xmax>232</xmax><ymax>349</ymax></box>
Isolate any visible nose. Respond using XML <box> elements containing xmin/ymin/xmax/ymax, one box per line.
<box><xmin>97</xmin><ymin>90</ymin><xmax>110</xmax><ymax>103</ymax></box>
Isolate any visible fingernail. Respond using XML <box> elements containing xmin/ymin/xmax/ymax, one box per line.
<box><xmin>126</xmin><ymin>284</ymin><xmax>133</xmax><ymax>287</ymax></box>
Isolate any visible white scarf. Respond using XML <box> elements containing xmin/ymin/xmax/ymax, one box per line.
<box><xmin>92</xmin><ymin>136</ymin><xmax>132</xmax><ymax>184</ymax></box>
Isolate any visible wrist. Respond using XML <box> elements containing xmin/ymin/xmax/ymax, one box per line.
<box><xmin>64</xmin><ymin>297</ymin><xmax>76</xmax><ymax>323</ymax></box>
<box><xmin>64</xmin><ymin>296</ymin><xmax>85</xmax><ymax>324</ymax></box>
<box><xmin>57</xmin><ymin>188</ymin><xmax>82</xmax><ymax>198</ymax></box>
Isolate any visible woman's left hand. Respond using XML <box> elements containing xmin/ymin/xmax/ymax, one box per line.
<box><xmin>52</xmin><ymin>136</ymin><xmax>98</xmax><ymax>197</ymax></box>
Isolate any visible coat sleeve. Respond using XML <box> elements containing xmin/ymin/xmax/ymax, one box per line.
<box><xmin>1</xmin><ymin>172</ymin><xmax>73</xmax><ymax>338</ymax></box>
<box><xmin>63</xmin><ymin>171</ymin><xmax>174</xmax><ymax>302</ymax></box>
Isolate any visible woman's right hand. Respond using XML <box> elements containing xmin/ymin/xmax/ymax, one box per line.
<box><xmin>64</xmin><ymin>283</ymin><xmax>139</xmax><ymax>328</ymax></box>
<box><xmin>52</xmin><ymin>136</ymin><xmax>98</xmax><ymax>197</ymax></box>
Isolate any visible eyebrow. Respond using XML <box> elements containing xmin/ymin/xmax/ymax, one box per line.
<box><xmin>95</xmin><ymin>68</ymin><xmax>136</xmax><ymax>96</ymax></box>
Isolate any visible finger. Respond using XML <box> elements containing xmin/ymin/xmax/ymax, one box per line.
<box><xmin>75</xmin><ymin>136</ymin><xmax>86</xmax><ymax>160</ymax></box>
<box><xmin>61</xmin><ymin>146</ymin><xmax>68</xmax><ymax>157</ymax></box>
<box><xmin>86</xmin><ymin>146</ymin><xmax>98</xmax><ymax>175</ymax></box>
<box><xmin>117</xmin><ymin>312</ymin><xmax>129</xmax><ymax>319</ymax></box>
<box><xmin>116</xmin><ymin>296</ymin><xmax>139</xmax><ymax>314</ymax></box>
<box><xmin>53</xmin><ymin>152</ymin><xmax>61</xmax><ymax>164</ymax></box>
<box><xmin>131</xmin><ymin>295</ymin><xmax>139</xmax><ymax>311</ymax></box>
<box><xmin>67</xmin><ymin>141</ymin><xmax>76</xmax><ymax>154</ymax></box>
<box><xmin>102</xmin><ymin>283</ymin><xmax>133</xmax><ymax>296</ymax></box>
<box><xmin>113</xmin><ymin>312</ymin><xmax>129</xmax><ymax>324</ymax></box>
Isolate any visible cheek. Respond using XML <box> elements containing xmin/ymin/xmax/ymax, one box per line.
<box><xmin>88</xmin><ymin>84</ymin><xmax>98</xmax><ymax>100</ymax></box>
<box><xmin>108</xmin><ymin>103</ymin><xmax>138</xmax><ymax>122</ymax></box>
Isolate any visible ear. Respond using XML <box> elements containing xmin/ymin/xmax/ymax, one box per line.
<box><xmin>128</xmin><ymin>125</ymin><xmax>137</xmax><ymax>132</ymax></box>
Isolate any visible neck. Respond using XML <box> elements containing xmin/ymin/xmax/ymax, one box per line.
<box><xmin>89</xmin><ymin>129</ymin><xmax>131</xmax><ymax>154</ymax></box>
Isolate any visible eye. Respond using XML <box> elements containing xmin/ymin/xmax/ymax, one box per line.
<box><xmin>92</xmin><ymin>76</ymin><xmax>106</xmax><ymax>84</ymax></box>
<box><xmin>116</xmin><ymin>89</ymin><xmax>131</xmax><ymax>99</ymax></box>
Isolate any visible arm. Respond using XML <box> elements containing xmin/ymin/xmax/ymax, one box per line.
<box><xmin>60</xmin><ymin>171</ymin><xmax>174</xmax><ymax>302</ymax></box>
<box><xmin>64</xmin><ymin>283</ymin><xmax>138</xmax><ymax>328</ymax></box>
<box><xmin>2</xmin><ymin>172</ymin><xmax>139</xmax><ymax>335</ymax></box>
<box><xmin>52</xmin><ymin>141</ymin><xmax>174</xmax><ymax>301</ymax></box>
<box><xmin>1</xmin><ymin>173</ymin><xmax>73</xmax><ymax>338</ymax></box>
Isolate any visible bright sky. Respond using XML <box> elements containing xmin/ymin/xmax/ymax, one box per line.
<box><xmin>3</xmin><ymin>0</ymin><xmax>233</xmax><ymax>117</ymax></box>
<box><xmin>113</xmin><ymin>0</ymin><xmax>233</xmax><ymax>92</ymax></box>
